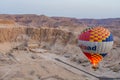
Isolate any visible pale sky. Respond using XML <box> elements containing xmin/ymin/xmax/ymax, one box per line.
<box><xmin>0</xmin><ymin>0</ymin><xmax>120</xmax><ymax>19</ymax></box>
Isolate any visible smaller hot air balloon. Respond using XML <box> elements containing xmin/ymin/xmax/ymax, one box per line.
<box><xmin>78</xmin><ymin>26</ymin><xmax>113</xmax><ymax>70</ymax></box>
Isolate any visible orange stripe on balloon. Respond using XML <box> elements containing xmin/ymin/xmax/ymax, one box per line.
<box><xmin>83</xmin><ymin>52</ymin><xmax>103</xmax><ymax>66</ymax></box>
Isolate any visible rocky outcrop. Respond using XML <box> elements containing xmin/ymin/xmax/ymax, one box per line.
<box><xmin>0</xmin><ymin>24</ymin><xmax>81</xmax><ymax>55</ymax></box>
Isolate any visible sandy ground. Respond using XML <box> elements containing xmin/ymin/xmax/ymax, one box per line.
<box><xmin>30</xmin><ymin>49</ymin><xmax>120</xmax><ymax>79</ymax></box>
<box><xmin>0</xmin><ymin>43</ymin><xmax>120</xmax><ymax>80</ymax></box>
<box><xmin>0</xmin><ymin>43</ymin><xmax>89</xmax><ymax>80</ymax></box>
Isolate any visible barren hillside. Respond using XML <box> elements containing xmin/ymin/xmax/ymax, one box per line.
<box><xmin>0</xmin><ymin>14</ymin><xmax>120</xmax><ymax>27</ymax></box>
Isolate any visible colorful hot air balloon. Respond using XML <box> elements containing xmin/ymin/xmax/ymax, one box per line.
<box><xmin>78</xmin><ymin>26</ymin><xmax>113</xmax><ymax>69</ymax></box>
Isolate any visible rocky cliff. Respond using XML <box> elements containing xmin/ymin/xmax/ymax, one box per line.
<box><xmin>0</xmin><ymin>24</ymin><xmax>83</xmax><ymax>57</ymax></box>
<box><xmin>0</xmin><ymin>24</ymin><xmax>76</xmax><ymax>43</ymax></box>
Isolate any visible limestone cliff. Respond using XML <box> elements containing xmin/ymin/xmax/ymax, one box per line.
<box><xmin>0</xmin><ymin>25</ymin><xmax>77</xmax><ymax>44</ymax></box>
<box><xmin>0</xmin><ymin>24</ymin><xmax>82</xmax><ymax>56</ymax></box>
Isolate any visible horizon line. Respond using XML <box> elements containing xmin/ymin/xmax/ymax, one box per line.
<box><xmin>0</xmin><ymin>13</ymin><xmax>120</xmax><ymax>19</ymax></box>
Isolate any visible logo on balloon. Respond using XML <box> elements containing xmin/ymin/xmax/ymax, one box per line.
<box><xmin>79</xmin><ymin>45</ymin><xmax>96</xmax><ymax>51</ymax></box>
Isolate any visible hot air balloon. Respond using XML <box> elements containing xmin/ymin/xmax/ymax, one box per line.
<box><xmin>78</xmin><ymin>26</ymin><xmax>113</xmax><ymax>70</ymax></box>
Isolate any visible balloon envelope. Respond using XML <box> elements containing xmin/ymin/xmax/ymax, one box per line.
<box><xmin>78</xmin><ymin>27</ymin><xmax>113</xmax><ymax>68</ymax></box>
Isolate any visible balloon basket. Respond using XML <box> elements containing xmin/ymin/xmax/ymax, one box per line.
<box><xmin>92</xmin><ymin>66</ymin><xmax>99</xmax><ymax>71</ymax></box>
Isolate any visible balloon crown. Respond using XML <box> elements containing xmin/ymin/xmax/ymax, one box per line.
<box><xmin>79</xmin><ymin>26</ymin><xmax>113</xmax><ymax>42</ymax></box>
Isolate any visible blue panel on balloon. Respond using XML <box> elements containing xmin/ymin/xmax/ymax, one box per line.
<box><xmin>102</xmin><ymin>34</ymin><xmax>113</xmax><ymax>42</ymax></box>
<box><xmin>100</xmin><ymin>53</ymin><xmax>107</xmax><ymax>57</ymax></box>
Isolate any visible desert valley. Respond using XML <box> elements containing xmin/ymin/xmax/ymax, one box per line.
<box><xmin>0</xmin><ymin>14</ymin><xmax>120</xmax><ymax>80</ymax></box>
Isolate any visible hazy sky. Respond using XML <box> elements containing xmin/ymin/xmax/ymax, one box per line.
<box><xmin>0</xmin><ymin>0</ymin><xmax>120</xmax><ymax>18</ymax></box>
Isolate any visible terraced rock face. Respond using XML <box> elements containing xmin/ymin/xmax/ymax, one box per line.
<box><xmin>0</xmin><ymin>24</ymin><xmax>82</xmax><ymax>57</ymax></box>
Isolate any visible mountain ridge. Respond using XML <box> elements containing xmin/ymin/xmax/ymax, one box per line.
<box><xmin>0</xmin><ymin>14</ymin><xmax>120</xmax><ymax>27</ymax></box>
